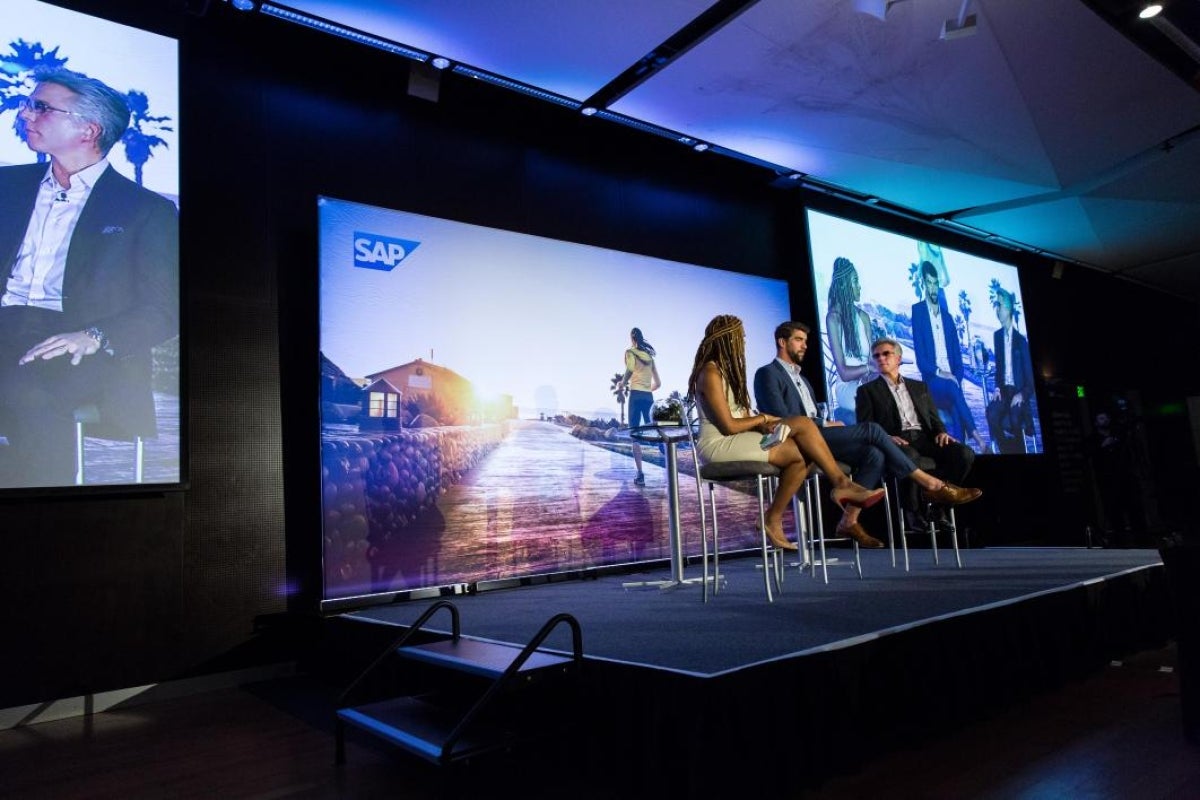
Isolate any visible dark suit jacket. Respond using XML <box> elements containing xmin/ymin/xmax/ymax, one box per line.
<box><xmin>855</xmin><ymin>375</ymin><xmax>946</xmax><ymax>438</ymax></box>
<box><xmin>0</xmin><ymin>162</ymin><xmax>179</xmax><ymax>437</ymax></box>
<box><xmin>753</xmin><ymin>359</ymin><xmax>813</xmax><ymax>418</ymax></box>
<box><xmin>992</xmin><ymin>326</ymin><xmax>1034</xmax><ymax>399</ymax></box>
<box><xmin>911</xmin><ymin>290</ymin><xmax>962</xmax><ymax>383</ymax></box>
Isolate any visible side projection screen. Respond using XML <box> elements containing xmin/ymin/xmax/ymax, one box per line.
<box><xmin>319</xmin><ymin>197</ymin><xmax>789</xmax><ymax>604</ymax></box>
<box><xmin>807</xmin><ymin>209</ymin><xmax>1043</xmax><ymax>455</ymax></box>
<box><xmin>0</xmin><ymin>0</ymin><xmax>180</xmax><ymax>491</ymax></box>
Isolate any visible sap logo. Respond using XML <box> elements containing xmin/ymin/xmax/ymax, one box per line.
<box><xmin>353</xmin><ymin>232</ymin><xmax>421</xmax><ymax>271</ymax></box>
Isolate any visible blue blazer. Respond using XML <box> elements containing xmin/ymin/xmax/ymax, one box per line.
<box><xmin>753</xmin><ymin>359</ymin><xmax>812</xmax><ymax>418</ymax></box>
<box><xmin>0</xmin><ymin>163</ymin><xmax>179</xmax><ymax>437</ymax></box>
<box><xmin>911</xmin><ymin>290</ymin><xmax>962</xmax><ymax>383</ymax></box>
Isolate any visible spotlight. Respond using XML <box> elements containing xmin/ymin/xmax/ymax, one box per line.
<box><xmin>228</xmin><ymin>0</ymin><xmax>256</xmax><ymax>10</ymax></box>
<box><xmin>852</xmin><ymin>0</ymin><xmax>889</xmax><ymax>21</ymax></box>
<box><xmin>580</xmin><ymin>106</ymin><xmax>598</xmax><ymax>116</ymax></box>
<box><xmin>430</xmin><ymin>56</ymin><xmax>451</xmax><ymax>70</ymax></box>
<box><xmin>940</xmin><ymin>0</ymin><xmax>978</xmax><ymax>39</ymax></box>
<box><xmin>786</xmin><ymin>172</ymin><xmax>804</xmax><ymax>181</ymax></box>
<box><xmin>940</xmin><ymin>14</ymin><xmax>977</xmax><ymax>39</ymax></box>
<box><xmin>693</xmin><ymin>142</ymin><xmax>710</xmax><ymax>152</ymax></box>
<box><xmin>1139</xmin><ymin>4</ymin><xmax>1163</xmax><ymax>19</ymax></box>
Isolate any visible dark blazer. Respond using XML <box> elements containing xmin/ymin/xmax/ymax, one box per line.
<box><xmin>0</xmin><ymin>162</ymin><xmax>179</xmax><ymax>437</ymax></box>
<box><xmin>855</xmin><ymin>375</ymin><xmax>946</xmax><ymax>438</ymax></box>
<box><xmin>911</xmin><ymin>289</ymin><xmax>962</xmax><ymax>383</ymax></box>
<box><xmin>753</xmin><ymin>359</ymin><xmax>812</xmax><ymax>418</ymax></box>
<box><xmin>992</xmin><ymin>326</ymin><xmax>1034</xmax><ymax>399</ymax></box>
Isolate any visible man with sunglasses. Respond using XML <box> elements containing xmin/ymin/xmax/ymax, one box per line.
<box><xmin>856</xmin><ymin>337</ymin><xmax>979</xmax><ymax>527</ymax></box>
<box><xmin>0</xmin><ymin>68</ymin><xmax>177</xmax><ymax>487</ymax></box>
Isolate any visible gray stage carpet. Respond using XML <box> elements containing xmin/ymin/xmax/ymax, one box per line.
<box><xmin>344</xmin><ymin>546</ymin><xmax>1162</xmax><ymax>676</ymax></box>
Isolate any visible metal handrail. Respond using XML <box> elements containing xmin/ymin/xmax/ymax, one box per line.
<box><xmin>337</xmin><ymin>599</ymin><xmax>461</xmax><ymax>707</ymax></box>
<box><xmin>440</xmin><ymin>611</ymin><xmax>583</xmax><ymax>762</ymax></box>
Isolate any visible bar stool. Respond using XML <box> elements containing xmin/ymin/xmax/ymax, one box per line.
<box><xmin>888</xmin><ymin>456</ymin><xmax>962</xmax><ymax>570</ymax></box>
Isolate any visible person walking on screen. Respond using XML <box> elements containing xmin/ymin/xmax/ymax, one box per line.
<box><xmin>754</xmin><ymin>321</ymin><xmax>980</xmax><ymax>547</ymax></box>
<box><xmin>0</xmin><ymin>68</ymin><xmax>178</xmax><ymax>487</ymax></box>
<box><xmin>910</xmin><ymin>260</ymin><xmax>986</xmax><ymax>452</ymax></box>
<box><xmin>856</xmin><ymin>337</ymin><xmax>982</xmax><ymax>527</ymax></box>
<box><xmin>621</xmin><ymin>327</ymin><xmax>660</xmax><ymax>486</ymax></box>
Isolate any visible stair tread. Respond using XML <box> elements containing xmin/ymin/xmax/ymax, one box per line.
<box><xmin>338</xmin><ymin>696</ymin><xmax>515</xmax><ymax>764</ymax></box>
<box><xmin>399</xmin><ymin>637</ymin><xmax>574</xmax><ymax>678</ymax></box>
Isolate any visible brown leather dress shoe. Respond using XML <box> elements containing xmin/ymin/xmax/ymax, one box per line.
<box><xmin>835</xmin><ymin>521</ymin><xmax>885</xmax><ymax>549</ymax></box>
<box><xmin>921</xmin><ymin>483</ymin><xmax>983</xmax><ymax>506</ymax></box>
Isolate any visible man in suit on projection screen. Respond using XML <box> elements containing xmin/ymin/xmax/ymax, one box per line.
<box><xmin>0</xmin><ymin>68</ymin><xmax>177</xmax><ymax>488</ymax></box>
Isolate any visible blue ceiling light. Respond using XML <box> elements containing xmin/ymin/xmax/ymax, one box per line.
<box><xmin>229</xmin><ymin>0</ymin><xmax>257</xmax><ymax>9</ymax></box>
<box><xmin>258</xmin><ymin>4</ymin><xmax>432</xmax><ymax>61</ymax></box>
<box><xmin>1139</xmin><ymin>4</ymin><xmax>1163</xmax><ymax>20</ymax></box>
<box><xmin>430</xmin><ymin>57</ymin><xmax>451</xmax><ymax>70</ymax></box>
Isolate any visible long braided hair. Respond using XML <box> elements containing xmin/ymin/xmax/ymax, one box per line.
<box><xmin>828</xmin><ymin>256</ymin><xmax>864</xmax><ymax>361</ymax></box>
<box><xmin>687</xmin><ymin>315</ymin><xmax>751</xmax><ymax>411</ymax></box>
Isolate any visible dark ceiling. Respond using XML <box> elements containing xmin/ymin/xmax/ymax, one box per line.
<box><xmin>247</xmin><ymin>0</ymin><xmax>1200</xmax><ymax>300</ymax></box>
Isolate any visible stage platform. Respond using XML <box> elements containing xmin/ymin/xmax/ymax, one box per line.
<box><xmin>328</xmin><ymin>547</ymin><xmax>1172</xmax><ymax>795</ymax></box>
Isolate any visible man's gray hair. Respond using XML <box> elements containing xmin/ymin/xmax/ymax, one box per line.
<box><xmin>34</xmin><ymin>67</ymin><xmax>130</xmax><ymax>155</ymax></box>
<box><xmin>870</xmin><ymin>337</ymin><xmax>903</xmax><ymax>356</ymax></box>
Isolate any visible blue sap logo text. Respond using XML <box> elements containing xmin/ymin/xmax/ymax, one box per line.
<box><xmin>353</xmin><ymin>232</ymin><xmax>421</xmax><ymax>271</ymax></box>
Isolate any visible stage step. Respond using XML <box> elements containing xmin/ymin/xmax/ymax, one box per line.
<box><xmin>335</xmin><ymin>601</ymin><xmax>583</xmax><ymax>767</ymax></box>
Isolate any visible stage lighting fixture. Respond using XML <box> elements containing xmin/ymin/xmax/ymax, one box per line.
<box><xmin>693</xmin><ymin>142</ymin><xmax>710</xmax><ymax>152</ymax></box>
<box><xmin>430</xmin><ymin>56</ymin><xmax>451</xmax><ymax>70</ymax></box>
<box><xmin>1145</xmin><ymin>12</ymin><xmax>1200</xmax><ymax>64</ymax></box>
<box><xmin>940</xmin><ymin>15</ymin><xmax>977</xmax><ymax>39</ymax></box>
<box><xmin>852</xmin><ymin>0</ymin><xmax>888</xmax><ymax>21</ymax></box>
<box><xmin>1139</xmin><ymin>4</ymin><xmax>1164</xmax><ymax>20</ymax></box>
<box><xmin>580</xmin><ymin>106</ymin><xmax>598</xmax><ymax>116</ymax></box>
<box><xmin>940</xmin><ymin>0</ymin><xmax>977</xmax><ymax>39</ymax></box>
<box><xmin>228</xmin><ymin>0</ymin><xmax>256</xmax><ymax>11</ymax></box>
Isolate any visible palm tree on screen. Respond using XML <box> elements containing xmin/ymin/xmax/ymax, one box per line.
<box><xmin>121</xmin><ymin>89</ymin><xmax>172</xmax><ymax>187</ymax></box>
<box><xmin>610</xmin><ymin>373</ymin><xmax>627</xmax><ymax>425</ymax></box>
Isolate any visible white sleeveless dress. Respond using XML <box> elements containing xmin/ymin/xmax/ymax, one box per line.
<box><xmin>696</xmin><ymin>380</ymin><xmax>770</xmax><ymax>464</ymax></box>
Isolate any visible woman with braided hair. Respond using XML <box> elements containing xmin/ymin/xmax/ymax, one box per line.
<box><xmin>826</xmin><ymin>257</ymin><xmax>877</xmax><ymax>424</ymax></box>
<box><xmin>687</xmin><ymin>315</ymin><xmax>884</xmax><ymax>551</ymax></box>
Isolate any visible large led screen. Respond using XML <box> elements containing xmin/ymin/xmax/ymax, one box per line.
<box><xmin>808</xmin><ymin>209</ymin><xmax>1043</xmax><ymax>455</ymax></box>
<box><xmin>319</xmin><ymin>197</ymin><xmax>790</xmax><ymax>603</ymax></box>
<box><xmin>0</xmin><ymin>0</ymin><xmax>179</xmax><ymax>490</ymax></box>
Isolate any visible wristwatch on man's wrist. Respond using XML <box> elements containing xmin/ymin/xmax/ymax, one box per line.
<box><xmin>83</xmin><ymin>326</ymin><xmax>111</xmax><ymax>354</ymax></box>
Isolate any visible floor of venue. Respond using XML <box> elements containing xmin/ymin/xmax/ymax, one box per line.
<box><xmin>2</xmin><ymin>547</ymin><xmax>1197</xmax><ymax>799</ymax></box>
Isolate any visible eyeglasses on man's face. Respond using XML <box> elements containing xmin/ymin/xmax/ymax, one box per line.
<box><xmin>871</xmin><ymin>350</ymin><xmax>896</xmax><ymax>360</ymax></box>
<box><xmin>18</xmin><ymin>97</ymin><xmax>85</xmax><ymax>118</ymax></box>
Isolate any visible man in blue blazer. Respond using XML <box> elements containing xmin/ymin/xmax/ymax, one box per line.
<box><xmin>985</xmin><ymin>289</ymin><xmax>1036</xmax><ymax>452</ymax></box>
<box><xmin>0</xmin><ymin>68</ymin><xmax>178</xmax><ymax>487</ymax></box>
<box><xmin>754</xmin><ymin>321</ymin><xmax>979</xmax><ymax>546</ymax></box>
<box><xmin>910</xmin><ymin>260</ymin><xmax>986</xmax><ymax>451</ymax></box>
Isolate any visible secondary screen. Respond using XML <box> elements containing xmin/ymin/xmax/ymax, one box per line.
<box><xmin>808</xmin><ymin>209</ymin><xmax>1042</xmax><ymax>455</ymax></box>
<box><xmin>319</xmin><ymin>197</ymin><xmax>790</xmax><ymax>602</ymax></box>
<box><xmin>0</xmin><ymin>0</ymin><xmax>179</xmax><ymax>490</ymax></box>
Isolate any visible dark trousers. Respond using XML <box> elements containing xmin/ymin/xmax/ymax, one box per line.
<box><xmin>926</xmin><ymin>375</ymin><xmax>978</xmax><ymax>439</ymax></box>
<box><xmin>0</xmin><ymin>306</ymin><xmax>112</xmax><ymax>487</ymax></box>
<box><xmin>821</xmin><ymin>421</ymin><xmax>918</xmax><ymax>489</ymax></box>
<box><xmin>896</xmin><ymin>428</ymin><xmax>974</xmax><ymax>512</ymax></box>
<box><xmin>986</xmin><ymin>385</ymin><xmax>1033</xmax><ymax>453</ymax></box>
